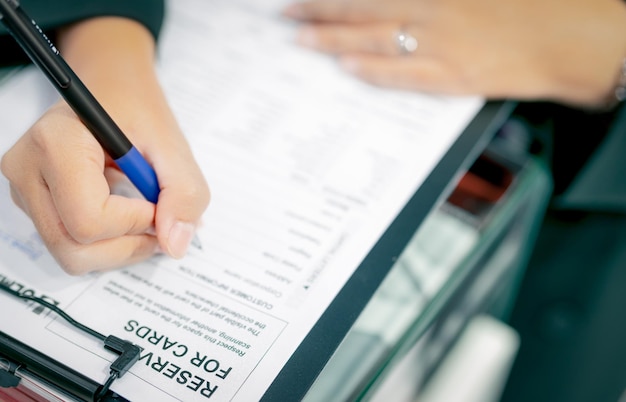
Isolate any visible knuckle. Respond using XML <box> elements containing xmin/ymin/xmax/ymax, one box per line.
<box><xmin>182</xmin><ymin>180</ymin><xmax>211</xmax><ymax>207</ymax></box>
<box><xmin>0</xmin><ymin>146</ymin><xmax>24</xmax><ymax>182</ymax></box>
<box><xmin>197</xmin><ymin>181</ymin><xmax>212</xmax><ymax>205</ymax></box>
<box><xmin>28</xmin><ymin>125</ymin><xmax>56</xmax><ymax>153</ymax></box>
<box><xmin>53</xmin><ymin>251</ymin><xmax>91</xmax><ymax>276</ymax></box>
<box><xmin>197</xmin><ymin>185</ymin><xmax>212</xmax><ymax>210</ymax></box>
<box><xmin>0</xmin><ymin>153</ymin><xmax>13</xmax><ymax>180</ymax></box>
<box><xmin>41</xmin><ymin>228</ymin><xmax>87</xmax><ymax>275</ymax></box>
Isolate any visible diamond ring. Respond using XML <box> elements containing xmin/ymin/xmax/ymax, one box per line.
<box><xmin>395</xmin><ymin>28</ymin><xmax>418</xmax><ymax>55</ymax></box>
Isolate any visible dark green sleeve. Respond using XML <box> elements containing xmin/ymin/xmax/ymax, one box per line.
<box><xmin>0</xmin><ymin>0</ymin><xmax>165</xmax><ymax>66</ymax></box>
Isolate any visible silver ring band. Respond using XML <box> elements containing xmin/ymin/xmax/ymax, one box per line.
<box><xmin>395</xmin><ymin>29</ymin><xmax>418</xmax><ymax>55</ymax></box>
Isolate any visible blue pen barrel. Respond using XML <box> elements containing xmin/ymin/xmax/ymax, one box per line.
<box><xmin>115</xmin><ymin>147</ymin><xmax>160</xmax><ymax>203</ymax></box>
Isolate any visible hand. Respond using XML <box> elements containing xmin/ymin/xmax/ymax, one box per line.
<box><xmin>0</xmin><ymin>17</ymin><xmax>210</xmax><ymax>274</ymax></box>
<box><xmin>283</xmin><ymin>0</ymin><xmax>626</xmax><ymax>108</ymax></box>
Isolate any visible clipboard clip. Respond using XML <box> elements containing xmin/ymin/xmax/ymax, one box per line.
<box><xmin>0</xmin><ymin>331</ymin><xmax>139</xmax><ymax>402</ymax></box>
<box><xmin>0</xmin><ymin>281</ymin><xmax>141</xmax><ymax>401</ymax></box>
<box><xmin>0</xmin><ymin>359</ymin><xmax>21</xmax><ymax>388</ymax></box>
<box><xmin>1</xmin><ymin>356</ymin><xmax>65</xmax><ymax>402</ymax></box>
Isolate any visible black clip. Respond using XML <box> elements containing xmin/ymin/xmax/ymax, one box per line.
<box><xmin>0</xmin><ymin>359</ymin><xmax>20</xmax><ymax>388</ymax></box>
<box><xmin>104</xmin><ymin>335</ymin><xmax>142</xmax><ymax>379</ymax></box>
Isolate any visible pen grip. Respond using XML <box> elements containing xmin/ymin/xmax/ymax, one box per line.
<box><xmin>115</xmin><ymin>147</ymin><xmax>160</xmax><ymax>203</ymax></box>
<box><xmin>60</xmin><ymin>76</ymin><xmax>161</xmax><ymax>204</ymax></box>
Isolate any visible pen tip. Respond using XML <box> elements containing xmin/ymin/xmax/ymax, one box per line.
<box><xmin>191</xmin><ymin>235</ymin><xmax>203</xmax><ymax>250</ymax></box>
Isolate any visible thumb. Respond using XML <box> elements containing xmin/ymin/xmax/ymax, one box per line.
<box><xmin>154</xmin><ymin>157</ymin><xmax>210</xmax><ymax>259</ymax></box>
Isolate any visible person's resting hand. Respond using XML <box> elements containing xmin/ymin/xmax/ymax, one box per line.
<box><xmin>283</xmin><ymin>0</ymin><xmax>626</xmax><ymax>108</ymax></box>
<box><xmin>0</xmin><ymin>17</ymin><xmax>210</xmax><ymax>274</ymax></box>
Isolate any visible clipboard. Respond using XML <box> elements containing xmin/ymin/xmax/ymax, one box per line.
<box><xmin>0</xmin><ymin>1</ymin><xmax>515</xmax><ymax>400</ymax></box>
<box><xmin>0</xmin><ymin>100</ymin><xmax>515</xmax><ymax>401</ymax></box>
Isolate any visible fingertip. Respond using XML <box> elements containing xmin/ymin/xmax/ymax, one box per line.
<box><xmin>152</xmin><ymin>163</ymin><xmax>209</xmax><ymax>258</ymax></box>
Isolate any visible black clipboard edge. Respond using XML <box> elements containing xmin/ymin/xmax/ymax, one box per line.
<box><xmin>0</xmin><ymin>330</ymin><xmax>101</xmax><ymax>401</ymax></box>
<box><xmin>261</xmin><ymin>100</ymin><xmax>517</xmax><ymax>401</ymax></box>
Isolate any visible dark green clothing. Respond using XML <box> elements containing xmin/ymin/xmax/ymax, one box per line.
<box><xmin>0</xmin><ymin>0</ymin><xmax>165</xmax><ymax>66</ymax></box>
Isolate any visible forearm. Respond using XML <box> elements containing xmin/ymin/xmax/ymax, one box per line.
<box><xmin>56</xmin><ymin>18</ymin><xmax>162</xmax><ymax>118</ymax></box>
<box><xmin>54</xmin><ymin>17</ymin><xmax>181</xmax><ymax>151</ymax></box>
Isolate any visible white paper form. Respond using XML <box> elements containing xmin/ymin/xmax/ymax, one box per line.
<box><xmin>0</xmin><ymin>0</ymin><xmax>484</xmax><ymax>400</ymax></box>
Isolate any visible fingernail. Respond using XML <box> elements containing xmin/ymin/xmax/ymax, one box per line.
<box><xmin>167</xmin><ymin>221</ymin><xmax>195</xmax><ymax>259</ymax></box>
<box><xmin>297</xmin><ymin>27</ymin><xmax>318</xmax><ymax>47</ymax></box>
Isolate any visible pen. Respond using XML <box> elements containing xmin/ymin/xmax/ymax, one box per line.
<box><xmin>0</xmin><ymin>0</ymin><xmax>159</xmax><ymax>203</ymax></box>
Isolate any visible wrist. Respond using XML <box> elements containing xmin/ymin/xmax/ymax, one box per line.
<box><xmin>54</xmin><ymin>17</ymin><xmax>170</xmax><ymax>129</ymax></box>
<box><xmin>57</xmin><ymin>17</ymin><xmax>157</xmax><ymax>90</ymax></box>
